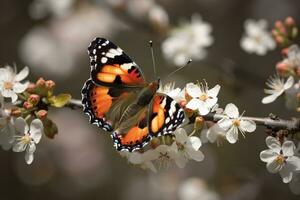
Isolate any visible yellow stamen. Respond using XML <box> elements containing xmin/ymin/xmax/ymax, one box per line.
<box><xmin>199</xmin><ymin>93</ymin><xmax>208</xmax><ymax>101</ymax></box>
<box><xmin>232</xmin><ymin>119</ymin><xmax>240</xmax><ymax>127</ymax></box>
<box><xmin>3</xmin><ymin>81</ymin><xmax>13</xmax><ymax>90</ymax></box>
<box><xmin>21</xmin><ymin>134</ymin><xmax>31</xmax><ymax>144</ymax></box>
<box><xmin>276</xmin><ymin>154</ymin><xmax>286</xmax><ymax>165</ymax></box>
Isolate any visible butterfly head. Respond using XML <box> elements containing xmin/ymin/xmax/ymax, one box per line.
<box><xmin>149</xmin><ymin>79</ymin><xmax>160</xmax><ymax>93</ymax></box>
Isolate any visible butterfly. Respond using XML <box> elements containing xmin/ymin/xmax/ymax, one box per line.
<box><xmin>81</xmin><ymin>38</ymin><xmax>185</xmax><ymax>152</ymax></box>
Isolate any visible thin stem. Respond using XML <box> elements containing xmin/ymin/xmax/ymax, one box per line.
<box><xmin>67</xmin><ymin>98</ymin><xmax>300</xmax><ymax>132</ymax></box>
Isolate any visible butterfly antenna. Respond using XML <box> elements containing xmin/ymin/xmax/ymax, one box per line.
<box><xmin>164</xmin><ymin>59</ymin><xmax>192</xmax><ymax>80</ymax></box>
<box><xmin>149</xmin><ymin>40</ymin><xmax>157</xmax><ymax>78</ymax></box>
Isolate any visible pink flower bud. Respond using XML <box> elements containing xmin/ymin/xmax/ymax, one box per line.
<box><xmin>23</xmin><ymin>101</ymin><xmax>33</xmax><ymax>110</ymax></box>
<box><xmin>281</xmin><ymin>48</ymin><xmax>289</xmax><ymax>56</ymax></box>
<box><xmin>36</xmin><ymin>77</ymin><xmax>46</xmax><ymax>87</ymax></box>
<box><xmin>10</xmin><ymin>108</ymin><xmax>22</xmax><ymax>117</ymax></box>
<box><xmin>37</xmin><ymin>109</ymin><xmax>48</xmax><ymax>119</ymax></box>
<box><xmin>285</xmin><ymin>17</ymin><xmax>295</xmax><ymax>26</ymax></box>
<box><xmin>275</xmin><ymin>21</ymin><xmax>284</xmax><ymax>29</ymax></box>
<box><xmin>275</xmin><ymin>35</ymin><xmax>284</xmax><ymax>44</ymax></box>
<box><xmin>28</xmin><ymin>94</ymin><xmax>40</xmax><ymax>105</ymax></box>
<box><xmin>276</xmin><ymin>62</ymin><xmax>289</xmax><ymax>74</ymax></box>
<box><xmin>45</xmin><ymin>80</ymin><xmax>56</xmax><ymax>90</ymax></box>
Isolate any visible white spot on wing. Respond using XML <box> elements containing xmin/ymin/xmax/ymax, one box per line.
<box><xmin>101</xmin><ymin>57</ymin><xmax>108</xmax><ymax>63</ymax></box>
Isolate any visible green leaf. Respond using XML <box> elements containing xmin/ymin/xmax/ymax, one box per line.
<box><xmin>48</xmin><ymin>93</ymin><xmax>71</xmax><ymax>108</ymax></box>
<box><xmin>42</xmin><ymin>118</ymin><xmax>58</xmax><ymax>139</ymax></box>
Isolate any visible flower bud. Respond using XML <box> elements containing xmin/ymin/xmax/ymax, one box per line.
<box><xmin>28</xmin><ymin>94</ymin><xmax>40</xmax><ymax>105</ymax></box>
<box><xmin>194</xmin><ymin>116</ymin><xmax>205</xmax><ymax>130</ymax></box>
<box><xmin>150</xmin><ymin>137</ymin><xmax>160</xmax><ymax>149</ymax></box>
<box><xmin>276</xmin><ymin>62</ymin><xmax>289</xmax><ymax>75</ymax></box>
<box><xmin>179</xmin><ymin>99</ymin><xmax>187</xmax><ymax>107</ymax></box>
<box><xmin>45</xmin><ymin>80</ymin><xmax>56</xmax><ymax>91</ymax></box>
<box><xmin>275</xmin><ymin>21</ymin><xmax>284</xmax><ymax>29</ymax></box>
<box><xmin>36</xmin><ymin>77</ymin><xmax>46</xmax><ymax>87</ymax></box>
<box><xmin>10</xmin><ymin>108</ymin><xmax>22</xmax><ymax>117</ymax></box>
<box><xmin>184</xmin><ymin>107</ymin><xmax>194</xmax><ymax>118</ymax></box>
<box><xmin>285</xmin><ymin>17</ymin><xmax>295</xmax><ymax>27</ymax></box>
<box><xmin>36</xmin><ymin>109</ymin><xmax>48</xmax><ymax>120</ymax></box>
<box><xmin>23</xmin><ymin>101</ymin><xmax>33</xmax><ymax>110</ymax></box>
<box><xmin>275</xmin><ymin>35</ymin><xmax>284</xmax><ymax>45</ymax></box>
<box><xmin>281</xmin><ymin>48</ymin><xmax>289</xmax><ymax>56</ymax></box>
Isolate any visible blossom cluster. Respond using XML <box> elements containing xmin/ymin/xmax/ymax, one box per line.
<box><xmin>120</xmin><ymin>81</ymin><xmax>257</xmax><ymax>172</ymax></box>
<box><xmin>0</xmin><ymin>65</ymin><xmax>71</xmax><ymax>164</ymax></box>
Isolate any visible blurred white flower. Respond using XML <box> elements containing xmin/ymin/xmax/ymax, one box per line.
<box><xmin>171</xmin><ymin>128</ymin><xmax>204</xmax><ymax>168</ymax></box>
<box><xmin>0</xmin><ymin>66</ymin><xmax>29</xmax><ymax>103</ymax></box>
<box><xmin>126</xmin><ymin>0</ymin><xmax>154</xmax><ymax>20</ymax></box>
<box><xmin>178</xmin><ymin>178</ymin><xmax>220</xmax><ymax>200</ymax></box>
<box><xmin>146</xmin><ymin>144</ymin><xmax>176</xmax><ymax>169</ymax></box>
<box><xmin>148</xmin><ymin>5</ymin><xmax>169</xmax><ymax>29</ymax></box>
<box><xmin>158</xmin><ymin>82</ymin><xmax>184</xmax><ymax>103</ymax></box>
<box><xmin>260</xmin><ymin>136</ymin><xmax>300</xmax><ymax>183</ymax></box>
<box><xmin>0</xmin><ymin>96</ymin><xmax>15</xmax><ymax>150</ymax></box>
<box><xmin>240</xmin><ymin>19</ymin><xmax>275</xmax><ymax>55</ymax></box>
<box><xmin>20</xmin><ymin>6</ymin><xmax>124</xmax><ymax>79</ymax></box>
<box><xmin>262</xmin><ymin>75</ymin><xmax>294</xmax><ymax>104</ymax></box>
<box><xmin>120</xmin><ymin>151</ymin><xmax>157</xmax><ymax>172</ymax></box>
<box><xmin>185</xmin><ymin>82</ymin><xmax>220</xmax><ymax>115</ymax></box>
<box><xmin>29</xmin><ymin>0</ymin><xmax>75</xmax><ymax>19</ymax></box>
<box><xmin>13</xmin><ymin>118</ymin><xmax>43</xmax><ymax>165</ymax></box>
<box><xmin>218</xmin><ymin>103</ymin><xmax>256</xmax><ymax>144</ymax></box>
<box><xmin>162</xmin><ymin>14</ymin><xmax>213</xmax><ymax>66</ymax></box>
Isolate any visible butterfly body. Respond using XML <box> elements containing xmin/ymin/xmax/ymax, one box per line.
<box><xmin>82</xmin><ymin>38</ymin><xmax>185</xmax><ymax>152</ymax></box>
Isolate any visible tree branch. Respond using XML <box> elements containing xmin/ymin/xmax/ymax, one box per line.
<box><xmin>67</xmin><ymin>99</ymin><xmax>300</xmax><ymax>132</ymax></box>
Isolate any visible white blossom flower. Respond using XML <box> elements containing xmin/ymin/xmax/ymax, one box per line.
<box><xmin>158</xmin><ymin>82</ymin><xmax>184</xmax><ymax>103</ymax></box>
<box><xmin>120</xmin><ymin>151</ymin><xmax>157</xmax><ymax>172</ymax></box>
<box><xmin>0</xmin><ymin>96</ymin><xmax>15</xmax><ymax>150</ymax></box>
<box><xmin>171</xmin><ymin>128</ymin><xmax>204</xmax><ymax>168</ymax></box>
<box><xmin>262</xmin><ymin>75</ymin><xmax>294</xmax><ymax>104</ymax></box>
<box><xmin>218</xmin><ymin>103</ymin><xmax>256</xmax><ymax>144</ymax></box>
<box><xmin>289</xmin><ymin>142</ymin><xmax>300</xmax><ymax>194</ymax></box>
<box><xmin>13</xmin><ymin>117</ymin><xmax>43</xmax><ymax>164</ymax></box>
<box><xmin>185</xmin><ymin>82</ymin><xmax>220</xmax><ymax>115</ymax></box>
<box><xmin>0</xmin><ymin>66</ymin><xmax>29</xmax><ymax>103</ymax></box>
<box><xmin>260</xmin><ymin>136</ymin><xmax>300</xmax><ymax>183</ymax></box>
<box><xmin>145</xmin><ymin>144</ymin><xmax>176</xmax><ymax>169</ymax></box>
<box><xmin>240</xmin><ymin>19</ymin><xmax>275</xmax><ymax>55</ymax></box>
<box><xmin>162</xmin><ymin>14</ymin><xmax>213</xmax><ymax>66</ymax></box>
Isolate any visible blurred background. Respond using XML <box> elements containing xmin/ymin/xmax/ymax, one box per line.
<box><xmin>0</xmin><ymin>0</ymin><xmax>300</xmax><ymax>199</ymax></box>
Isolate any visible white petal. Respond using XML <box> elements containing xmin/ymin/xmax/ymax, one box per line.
<box><xmin>279</xmin><ymin>165</ymin><xmax>293</xmax><ymax>183</ymax></box>
<box><xmin>239</xmin><ymin>120</ymin><xmax>256</xmax><ymax>132</ymax></box>
<box><xmin>186</xmin><ymin>83</ymin><xmax>201</xmax><ymax>98</ymax></box>
<box><xmin>286</xmin><ymin>156</ymin><xmax>300</xmax><ymax>171</ymax></box>
<box><xmin>198</xmin><ymin>103</ymin><xmax>210</xmax><ymax>115</ymax></box>
<box><xmin>188</xmin><ymin>136</ymin><xmax>202</xmax><ymax>150</ymax></box>
<box><xmin>205</xmin><ymin>97</ymin><xmax>218</xmax><ymax>108</ymax></box>
<box><xmin>186</xmin><ymin>98</ymin><xmax>202</xmax><ymax>110</ymax></box>
<box><xmin>15</xmin><ymin>66</ymin><xmax>29</xmax><ymax>82</ymax></box>
<box><xmin>218</xmin><ymin>118</ymin><xmax>232</xmax><ymax>131</ymax></box>
<box><xmin>174</xmin><ymin>153</ymin><xmax>187</xmax><ymax>168</ymax></box>
<box><xmin>226</xmin><ymin>127</ymin><xmax>239</xmax><ymax>144</ymax></box>
<box><xmin>128</xmin><ymin>152</ymin><xmax>143</xmax><ymax>164</ymax></box>
<box><xmin>13</xmin><ymin>141</ymin><xmax>27</xmax><ymax>152</ymax></box>
<box><xmin>14</xmin><ymin>117</ymin><xmax>28</xmax><ymax>134</ymax></box>
<box><xmin>207</xmin><ymin>84</ymin><xmax>220</xmax><ymax>97</ymax></box>
<box><xmin>282</xmin><ymin>141</ymin><xmax>296</xmax><ymax>157</ymax></box>
<box><xmin>27</xmin><ymin>141</ymin><xmax>36</xmax><ymax>154</ymax></box>
<box><xmin>260</xmin><ymin>149</ymin><xmax>278</xmax><ymax>163</ymax></box>
<box><xmin>265</xmin><ymin>136</ymin><xmax>281</xmax><ymax>153</ymax></box>
<box><xmin>284</xmin><ymin>76</ymin><xmax>294</xmax><ymax>90</ymax></box>
<box><xmin>175</xmin><ymin>128</ymin><xmax>188</xmax><ymax>144</ymax></box>
<box><xmin>224</xmin><ymin>103</ymin><xmax>239</xmax><ymax>118</ymax></box>
<box><xmin>266</xmin><ymin>159</ymin><xmax>283</xmax><ymax>173</ymax></box>
<box><xmin>262</xmin><ymin>93</ymin><xmax>281</xmax><ymax>104</ymax></box>
<box><xmin>30</xmin><ymin>119</ymin><xmax>43</xmax><ymax>143</ymax></box>
<box><xmin>13</xmin><ymin>82</ymin><xmax>29</xmax><ymax>93</ymax></box>
<box><xmin>186</xmin><ymin>148</ymin><xmax>204</xmax><ymax>161</ymax></box>
<box><xmin>25</xmin><ymin>151</ymin><xmax>34</xmax><ymax>165</ymax></box>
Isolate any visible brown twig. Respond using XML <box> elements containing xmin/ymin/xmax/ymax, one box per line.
<box><xmin>67</xmin><ymin>99</ymin><xmax>300</xmax><ymax>132</ymax></box>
